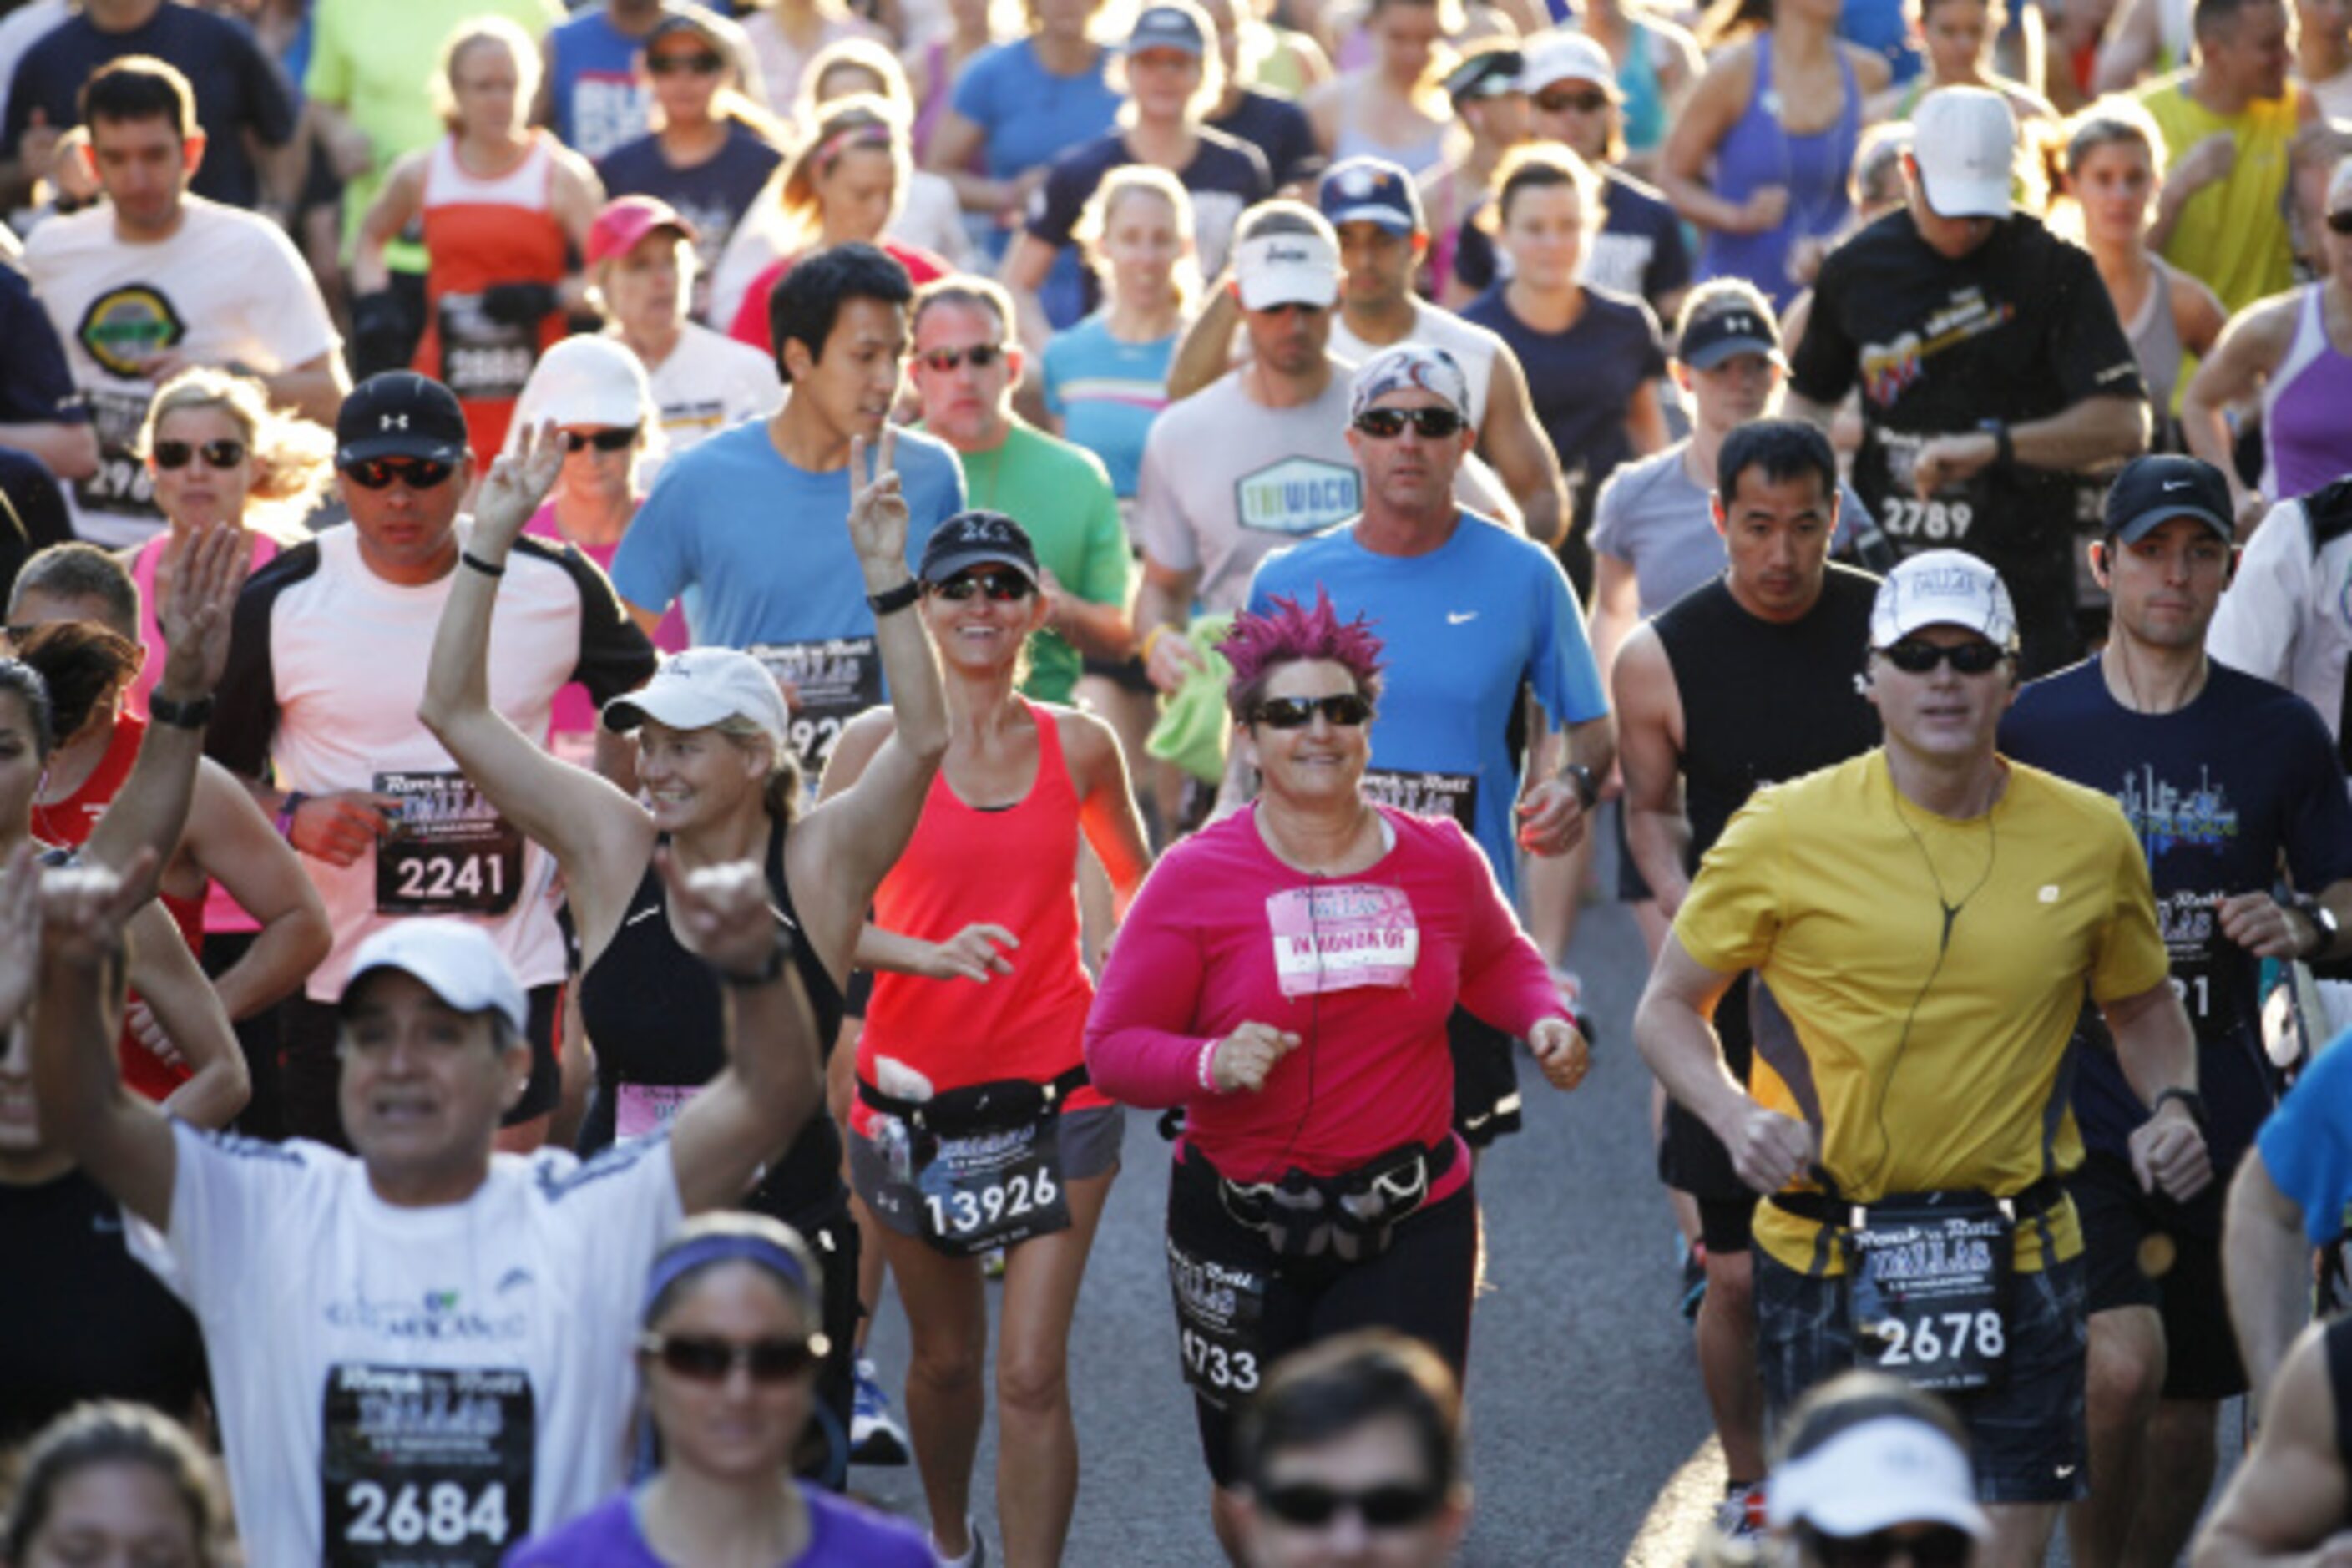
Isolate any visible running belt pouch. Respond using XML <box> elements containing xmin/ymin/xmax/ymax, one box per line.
<box><xmin>1842</xmin><ymin>1190</ymin><xmax>2014</xmax><ymax>1393</ymax></box>
<box><xmin>1219</xmin><ymin>1142</ymin><xmax>1440</xmax><ymax>1262</ymax></box>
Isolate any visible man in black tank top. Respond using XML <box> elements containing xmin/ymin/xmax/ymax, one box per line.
<box><xmin>2191</xmin><ymin>1313</ymin><xmax>2352</xmax><ymax>1561</ymax></box>
<box><xmin>1611</xmin><ymin>419</ymin><xmax>1879</xmax><ymax>1528</ymax></box>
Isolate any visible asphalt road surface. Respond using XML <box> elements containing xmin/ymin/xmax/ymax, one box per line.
<box><xmin>853</xmin><ymin>875</ymin><xmax>2247</xmax><ymax>1565</ymax></box>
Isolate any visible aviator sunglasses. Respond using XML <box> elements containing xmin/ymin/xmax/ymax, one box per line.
<box><xmin>1353</xmin><ymin>407</ymin><xmax>1466</xmax><ymax>440</ymax></box>
<box><xmin>918</xmin><ymin>344</ymin><xmax>1008</xmax><ymax>374</ymax></box>
<box><xmin>928</xmin><ymin>571</ymin><xmax>1034</xmax><ymax>602</ymax></box>
<box><xmin>639</xmin><ymin>1331</ymin><xmax>830</xmax><ymax>1383</ymax></box>
<box><xmin>1252</xmin><ymin>693</ymin><xmax>1373</xmax><ymax>729</ymax></box>
<box><xmin>152</xmin><ymin>438</ymin><xmax>247</xmax><ymax>471</ymax></box>
<box><xmin>564</xmin><ymin>427</ymin><xmax>640</xmax><ymax>453</ymax></box>
<box><xmin>1876</xmin><ymin>639</ymin><xmax>2009</xmax><ymax>675</ymax></box>
<box><xmin>341</xmin><ymin>458</ymin><xmax>455</xmax><ymax>491</ymax></box>
<box><xmin>1257</xmin><ymin>1480</ymin><xmax>1447</xmax><ymax>1530</ymax></box>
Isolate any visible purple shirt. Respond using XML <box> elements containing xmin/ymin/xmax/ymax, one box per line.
<box><xmin>505</xmin><ymin>1485</ymin><xmax>933</xmax><ymax>1566</ymax></box>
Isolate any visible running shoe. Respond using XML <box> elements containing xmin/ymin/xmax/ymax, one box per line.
<box><xmin>932</xmin><ymin>1516</ymin><xmax>985</xmax><ymax>1567</ymax></box>
<box><xmin>851</xmin><ymin>1357</ymin><xmax>911</xmax><ymax>1466</ymax></box>
<box><xmin>1713</xmin><ymin>1481</ymin><xmax>1766</xmax><ymax>1543</ymax></box>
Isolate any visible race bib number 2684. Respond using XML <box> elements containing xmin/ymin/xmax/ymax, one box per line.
<box><xmin>321</xmin><ymin>1363</ymin><xmax>532</xmax><ymax>1567</ymax></box>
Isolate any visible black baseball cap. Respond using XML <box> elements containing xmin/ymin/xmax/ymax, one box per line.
<box><xmin>2102</xmin><ymin>453</ymin><xmax>2234</xmax><ymax>544</ymax></box>
<box><xmin>336</xmin><ymin>372</ymin><xmax>468</xmax><ymax>468</ymax></box>
<box><xmin>1444</xmin><ymin>46</ymin><xmax>1525</xmax><ymax>103</ymax></box>
<box><xmin>918</xmin><ymin>510</ymin><xmax>1039</xmax><ymax>586</ymax></box>
<box><xmin>1677</xmin><ymin>291</ymin><xmax>1783</xmax><ymax>370</ymax></box>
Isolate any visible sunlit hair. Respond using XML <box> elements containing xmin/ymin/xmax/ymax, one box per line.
<box><xmin>2061</xmin><ymin>96</ymin><xmax>2167</xmax><ymax>180</ymax></box>
<box><xmin>2034</xmin><ymin>96</ymin><xmax>2161</xmax><ymax>242</ymax></box>
<box><xmin>1074</xmin><ymin>163</ymin><xmax>1202</xmax><ymax>308</ymax></box>
<box><xmin>136</xmin><ymin>367</ymin><xmax>333</xmax><ymax>545</ymax></box>
<box><xmin>805</xmin><ymin>35</ymin><xmax>914</xmax><ymax>120</ymax></box>
<box><xmin>1853</xmin><ymin>121</ymin><xmax>1914</xmax><ymax>211</ymax></box>
<box><xmin>1109</xmin><ymin>0</ymin><xmax>1227</xmax><ymax>124</ymax></box>
<box><xmin>3</xmin><ymin>1401</ymin><xmax>225</xmax><ymax>1565</ymax></box>
<box><xmin>1222</xmin><ymin>588</ymin><xmax>1387</xmax><ymax>724</ymax></box>
<box><xmin>778</xmin><ymin>94</ymin><xmax>909</xmax><ymax>250</ymax></box>
<box><xmin>432</xmin><ymin>15</ymin><xmax>541</xmax><ymax>134</ymax></box>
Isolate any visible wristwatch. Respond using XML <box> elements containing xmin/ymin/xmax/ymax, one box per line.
<box><xmin>1977</xmin><ymin>419</ymin><xmax>2014</xmax><ymax>472</ymax></box>
<box><xmin>1562</xmin><ymin>764</ymin><xmax>1600</xmax><ymax>811</ymax></box>
<box><xmin>866</xmin><ymin>579</ymin><xmax>921</xmax><ymax>616</ymax></box>
<box><xmin>2293</xmin><ymin>893</ymin><xmax>2341</xmax><ymax>959</ymax></box>
<box><xmin>2151</xmin><ymin>1086</ymin><xmax>2208</xmax><ymax>1129</ymax></box>
<box><xmin>147</xmin><ymin>691</ymin><xmax>214</xmax><ymax>730</ymax></box>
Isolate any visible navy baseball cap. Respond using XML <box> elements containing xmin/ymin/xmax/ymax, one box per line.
<box><xmin>1444</xmin><ymin>46</ymin><xmax>1525</xmax><ymax>103</ymax></box>
<box><xmin>336</xmin><ymin>372</ymin><xmax>468</xmax><ymax>467</ymax></box>
<box><xmin>1677</xmin><ymin>290</ymin><xmax>1783</xmax><ymax>370</ymax></box>
<box><xmin>918</xmin><ymin>510</ymin><xmax>1040</xmax><ymax>586</ymax></box>
<box><xmin>2102</xmin><ymin>454</ymin><xmax>2235</xmax><ymax>544</ymax></box>
<box><xmin>1127</xmin><ymin>4</ymin><xmax>1206</xmax><ymax>56</ymax></box>
<box><xmin>1319</xmin><ymin>158</ymin><xmax>1424</xmax><ymax>236</ymax></box>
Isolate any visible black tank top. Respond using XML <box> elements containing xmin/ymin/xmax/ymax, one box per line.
<box><xmin>576</xmin><ymin>821</ymin><xmax>847</xmax><ymax>1227</ymax></box>
<box><xmin>1653</xmin><ymin>564</ymin><xmax>1882</xmax><ymax>867</ymax></box>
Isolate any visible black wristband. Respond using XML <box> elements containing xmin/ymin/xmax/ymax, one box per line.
<box><xmin>1978</xmin><ymin>419</ymin><xmax>2014</xmax><ymax>471</ymax></box>
<box><xmin>147</xmin><ymin>691</ymin><xmax>215</xmax><ymax>730</ymax></box>
<box><xmin>2151</xmin><ymin>1086</ymin><xmax>2207</xmax><ymax>1130</ymax></box>
<box><xmin>718</xmin><ymin>933</ymin><xmax>793</xmax><ymax>988</ymax></box>
<box><xmin>1562</xmin><ymin>763</ymin><xmax>1599</xmax><ymax>811</ymax></box>
<box><xmin>461</xmin><ymin>550</ymin><xmax>507</xmax><ymax>579</ymax></box>
<box><xmin>866</xmin><ymin>578</ymin><xmax>921</xmax><ymax>616</ymax></box>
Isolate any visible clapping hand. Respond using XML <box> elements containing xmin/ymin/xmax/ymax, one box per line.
<box><xmin>473</xmin><ymin>420</ymin><xmax>565</xmax><ymax>553</ymax></box>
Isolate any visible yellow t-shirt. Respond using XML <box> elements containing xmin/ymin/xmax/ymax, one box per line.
<box><xmin>2139</xmin><ymin>71</ymin><xmax>2301</xmax><ymax>315</ymax></box>
<box><xmin>1674</xmin><ymin>751</ymin><xmax>2172</xmax><ymax>1276</ymax></box>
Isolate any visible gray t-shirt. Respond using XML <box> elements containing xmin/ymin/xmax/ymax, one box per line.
<box><xmin>1590</xmin><ymin>441</ymin><xmax>1874</xmax><ymax>617</ymax></box>
<box><xmin>1137</xmin><ymin>363</ymin><xmax>1508</xmax><ymax>616</ymax></box>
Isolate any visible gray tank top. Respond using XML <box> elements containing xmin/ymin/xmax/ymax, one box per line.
<box><xmin>2125</xmin><ymin>255</ymin><xmax>2186</xmax><ymax>425</ymax></box>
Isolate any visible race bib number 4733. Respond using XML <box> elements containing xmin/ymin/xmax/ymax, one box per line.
<box><xmin>321</xmin><ymin>1363</ymin><xmax>532</xmax><ymax>1566</ymax></box>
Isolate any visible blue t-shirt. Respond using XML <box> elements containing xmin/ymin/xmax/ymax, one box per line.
<box><xmin>950</xmin><ymin>37</ymin><xmax>1122</xmax><ymax>258</ymax></box>
<box><xmin>0</xmin><ymin>265</ymin><xmax>83</xmax><ymax>429</ymax></box>
<box><xmin>612</xmin><ymin>417</ymin><xmax>964</xmax><ymax>650</ymax></box>
<box><xmin>549</xmin><ymin>8</ymin><xmax>659</xmax><ymax>161</ymax></box>
<box><xmin>1027</xmin><ymin>129</ymin><xmax>1270</xmax><ymax>330</ymax></box>
<box><xmin>3</xmin><ymin>8</ymin><xmax>295</xmax><ymax>210</ymax></box>
<box><xmin>1208</xmin><ymin>88</ymin><xmax>1322</xmax><ymax>190</ymax></box>
<box><xmin>1039</xmin><ymin>312</ymin><xmax>1175</xmax><ymax>499</ymax></box>
<box><xmin>2000</xmin><ymin>659</ymin><xmax>2352</xmax><ymax>1184</ymax></box>
<box><xmin>1247</xmin><ymin>514</ymin><xmax>1610</xmax><ymax>905</ymax></box>
<box><xmin>1459</xmin><ymin>283</ymin><xmax>1665</xmax><ymax>531</ymax></box>
<box><xmin>2258</xmin><ymin>1029</ymin><xmax>2352</xmax><ymax>1247</ymax></box>
<box><xmin>596</xmin><ymin>121</ymin><xmax>785</xmax><ymax>289</ymax></box>
<box><xmin>507</xmin><ymin>1485</ymin><xmax>933</xmax><ymax>1567</ymax></box>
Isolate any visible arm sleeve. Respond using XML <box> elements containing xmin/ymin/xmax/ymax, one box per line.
<box><xmin>2256</xmin><ymin>1041</ymin><xmax>2352</xmax><ymax>1246</ymax></box>
<box><xmin>1526</xmin><ymin>546</ymin><xmax>1610</xmax><ymax>726</ymax></box>
<box><xmin>1589</xmin><ymin>463</ymin><xmax>1638</xmax><ymax>560</ymax></box>
<box><xmin>949</xmin><ymin>47</ymin><xmax>998</xmax><ymax>127</ymax></box>
<box><xmin>1449</xmin><ymin>822</ymin><xmax>1571</xmax><ymax>1036</ymax></box>
<box><xmin>1788</xmin><ymin>263</ymin><xmax>1860</xmax><ymax>406</ymax></box>
<box><xmin>129</xmin><ymin>1122</ymin><xmax>305</xmax><ymax>1313</ymax></box>
<box><xmin>533</xmin><ymin>538</ymin><xmax>660</xmax><ymax>704</ymax></box>
<box><xmin>1084</xmin><ymin>852</ymin><xmax>1217</xmax><ymax>1107</ymax></box>
<box><xmin>609</xmin><ymin>466</ymin><xmax>695</xmax><ymax>615</ymax></box>
<box><xmin>2087</xmin><ymin>809</ymin><xmax>2174</xmax><ymax>1004</ymax></box>
<box><xmin>2205</xmin><ymin>502</ymin><xmax>2309</xmax><ymax>685</ymax></box>
<box><xmin>2047</xmin><ymin>242</ymin><xmax>2148</xmax><ymax>407</ymax></box>
<box><xmin>1672</xmin><ymin>791</ymin><xmax>1787</xmax><ymax>973</ymax></box>
<box><xmin>1136</xmin><ymin>419</ymin><xmax>1199</xmax><ymax>574</ymax></box>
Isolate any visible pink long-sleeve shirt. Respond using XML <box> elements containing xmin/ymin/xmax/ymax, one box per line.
<box><xmin>1085</xmin><ymin>804</ymin><xmax>1566</xmax><ymax>1191</ymax></box>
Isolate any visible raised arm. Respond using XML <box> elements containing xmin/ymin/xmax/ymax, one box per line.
<box><xmin>664</xmin><ymin>852</ymin><xmax>825</xmax><ymax>1214</ymax></box>
<box><xmin>417</xmin><ymin>422</ymin><xmax>654</xmax><ymax>927</ymax></box>
<box><xmin>1166</xmin><ymin>281</ymin><xmax>1245</xmax><ymax>403</ymax></box>
<box><xmin>23</xmin><ymin>846</ymin><xmax>177</xmax><ymax>1229</ymax></box>
<box><xmin>83</xmin><ymin>525</ymin><xmax>245</xmax><ymax>907</ymax></box>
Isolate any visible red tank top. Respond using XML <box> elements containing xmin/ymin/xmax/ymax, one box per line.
<box><xmin>33</xmin><ymin>713</ymin><xmax>202</xmax><ymax>1102</ymax></box>
<box><xmin>413</xmin><ymin>133</ymin><xmax>569</xmax><ymax>459</ymax></box>
<box><xmin>853</xmin><ymin>702</ymin><xmax>1102</xmax><ymax>1135</ymax></box>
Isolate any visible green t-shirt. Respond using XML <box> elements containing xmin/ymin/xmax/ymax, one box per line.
<box><xmin>949</xmin><ymin>419</ymin><xmax>1132</xmax><ymax>704</ymax></box>
<box><xmin>306</xmin><ymin>0</ymin><xmax>565</xmax><ymax>266</ymax></box>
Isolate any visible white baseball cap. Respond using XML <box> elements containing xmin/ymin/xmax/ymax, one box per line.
<box><xmin>1767</xmin><ymin>1414</ymin><xmax>1991</xmax><ymax>1540</ymax></box>
<box><xmin>602</xmin><ymin>648</ymin><xmax>790</xmax><ymax>753</ymax></box>
<box><xmin>1520</xmin><ymin>29</ymin><xmax>1620</xmax><ymax>94</ymax></box>
<box><xmin>1870</xmin><ymin>549</ymin><xmax>2018</xmax><ymax>649</ymax></box>
<box><xmin>1909</xmin><ymin>87</ymin><xmax>2016</xmax><ymax>219</ymax></box>
<box><xmin>341</xmin><ymin>921</ymin><xmax>529</xmax><ymax>1034</ymax></box>
<box><xmin>508</xmin><ymin>336</ymin><xmax>655</xmax><ymax>452</ymax></box>
<box><xmin>1235</xmin><ymin>225</ymin><xmax>1341</xmax><ymax>310</ymax></box>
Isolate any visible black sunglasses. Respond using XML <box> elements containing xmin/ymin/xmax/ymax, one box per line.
<box><xmin>1799</xmin><ymin>1524</ymin><xmax>1975</xmax><ymax>1568</ymax></box>
<box><xmin>918</xmin><ymin>344</ymin><xmax>1007</xmax><ymax>374</ymax></box>
<box><xmin>564</xmin><ymin>426</ymin><xmax>640</xmax><ymax>453</ymax></box>
<box><xmin>647</xmin><ymin>50</ymin><xmax>725</xmax><ymax>74</ymax></box>
<box><xmin>1877</xmin><ymin>638</ymin><xmax>2009</xmax><ymax>675</ymax></box>
<box><xmin>1535</xmin><ymin>87</ymin><xmax>1611</xmax><ymax>114</ymax></box>
<box><xmin>342</xmin><ymin>457</ymin><xmax>455</xmax><ymax>491</ymax></box>
<box><xmin>639</xmin><ymin>1332</ymin><xmax>829</xmax><ymax>1383</ymax></box>
<box><xmin>1252</xmin><ymin>693</ymin><xmax>1373</xmax><ymax>729</ymax></box>
<box><xmin>928</xmin><ymin>571</ymin><xmax>1034</xmax><ymax>602</ymax></box>
<box><xmin>1354</xmin><ymin>407</ymin><xmax>1466</xmax><ymax>440</ymax></box>
<box><xmin>2329</xmin><ymin>210</ymin><xmax>2352</xmax><ymax>235</ymax></box>
<box><xmin>152</xmin><ymin>438</ymin><xmax>247</xmax><ymax>471</ymax></box>
<box><xmin>1257</xmin><ymin>1480</ymin><xmax>1446</xmax><ymax>1529</ymax></box>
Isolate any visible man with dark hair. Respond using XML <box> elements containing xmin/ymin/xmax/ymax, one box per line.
<box><xmin>612</xmin><ymin>242</ymin><xmax>963</xmax><ymax>786</ymax></box>
<box><xmin>1233</xmin><ymin>1329</ymin><xmax>1472</xmax><ymax>1568</ymax></box>
<box><xmin>1998</xmin><ymin>453</ymin><xmax>2352</xmax><ymax>1568</ymax></box>
<box><xmin>20</xmin><ymin>56</ymin><xmax>346</xmax><ymax>547</ymax></box>
<box><xmin>0</xmin><ymin>0</ymin><xmax>295</xmax><ymax>211</ymax></box>
<box><xmin>2137</xmin><ymin>0</ymin><xmax>2318</xmax><ymax>313</ymax></box>
<box><xmin>1611</xmin><ymin>416</ymin><xmax>1883</xmax><ymax>1540</ymax></box>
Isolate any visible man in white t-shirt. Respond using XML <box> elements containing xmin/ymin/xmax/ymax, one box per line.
<box><xmin>24</xmin><ymin>848</ymin><xmax>824</xmax><ymax>1566</ymax></box>
<box><xmin>587</xmin><ymin>195</ymin><xmax>781</xmax><ymax>459</ymax></box>
<box><xmin>208</xmin><ymin>372</ymin><xmax>657</xmax><ymax>1153</ymax></box>
<box><xmin>21</xmin><ymin>57</ymin><xmax>346</xmax><ymax>547</ymax></box>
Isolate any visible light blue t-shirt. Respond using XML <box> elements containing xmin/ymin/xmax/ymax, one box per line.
<box><xmin>612</xmin><ymin>417</ymin><xmax>964</xmax><ymax>650</ymax></box>
<box><xmin>950</xmin><ymin>38</ymin><xmax>1121</xmax><ymax>264</ymax></box>
<box><xmin>1247</xmin><ymin>514</ymin><xmax>1609</xmax><ymax>905</ymax></box>
<box><xmin>547</xmin><ymin>8</ymin><xmax>655</xmax><ymax>161</ymax></box>
<box><xmin>1040</xmin><ymin>313</ymin><xmax>1175</xmax><ymax>500</ymax></box>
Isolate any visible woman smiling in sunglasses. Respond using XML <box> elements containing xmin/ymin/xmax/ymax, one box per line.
<box><xmin>1085</xmin><ymin>589</ymin><xmax>1580</xmax><ymax>1558</ymax></box>
<box><xmin>821</xmin><ymin>509</ymin><xmax>1149</xmax><ymax>1568</ymax></box>
<box><xmin>508</xmin><ymin>1214</ymin><xmax>932</xmax><ymax>1566</ymax></box>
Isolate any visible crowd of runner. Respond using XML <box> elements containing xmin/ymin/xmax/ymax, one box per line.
<box><xmin>3</xmin><ymin>0</ymin><xmax>2352</xmax><ymax>1562</ymax></box>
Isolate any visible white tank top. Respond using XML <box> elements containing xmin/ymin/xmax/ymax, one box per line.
<box><xmin>422</xmin><ymin>134</ymin><xmax>554</xmax><ymax>213</ymax></box>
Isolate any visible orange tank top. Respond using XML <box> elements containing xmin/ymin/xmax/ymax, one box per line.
<box><xmin>854</xmin><ymin>701</ymin><xmax>1103</xmax><ymax>1133</ymax></box>
<box><xmin>32</xmin><ymin>712</ymin><xmax>202</xmax><ymax>1103</ymax></box>
<box><xmin>414</xmin><ymin>132</ymin><xmax>569</xmax><ymax>458</ymax></box>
